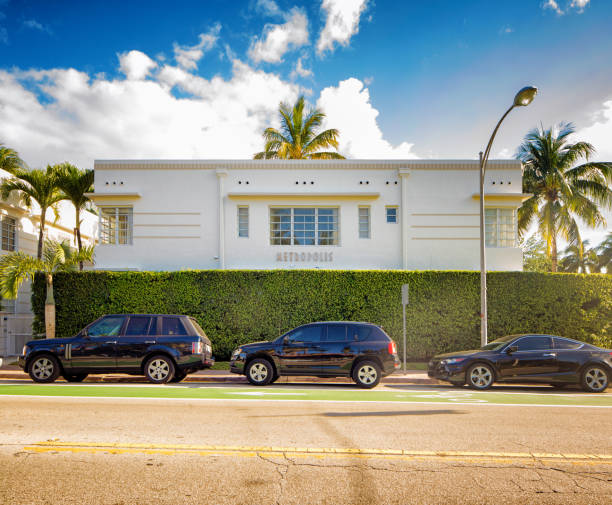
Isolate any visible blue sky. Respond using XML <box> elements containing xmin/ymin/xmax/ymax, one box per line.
<box><xmin>0</xmin><ymin>1</ymin><xmax>611</xmax><ymax>240</ymax></box>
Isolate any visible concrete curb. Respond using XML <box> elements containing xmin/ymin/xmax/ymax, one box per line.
<box><xmin>0</xmin><ymin>371</ymin><xmax>441</xmax><ymax>385</ymax></box>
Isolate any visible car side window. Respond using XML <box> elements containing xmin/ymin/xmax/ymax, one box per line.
<box><xmin>553</xmin><ymin>337</ymin><xmax>582</xmax><ymax>350</ymax></box>
<box><xmin>326</xmin><ymin>325</ymin><xmax>347</xmax><ymax>341</ymax></box>
<box><xmin>87</xmin><ymin>316</ymin><xmax>126</xmax><ymax>337</ymax></box>
<box><xmin>516</xmin><ymin>336</ymin><xmax>552</xmax><ymax>351</ymax></box>
<box><xmin>287</xmin><ymin>325</ymin><xmax>322</xmax><ymax>343</ymax></box>
<box><xmin>349</xmin><ymin>325</ymin><xmax>372</xmax><ymax>341</ymax></box>
<box><xmin>161</xmin><ymin>317</ymin><xmax>188</xmax><ymax>336</ymax></box>
<box><xmin>124</xmin><ymin>316</ymin><xmax>152</xmax><ymax>336</ymax></box>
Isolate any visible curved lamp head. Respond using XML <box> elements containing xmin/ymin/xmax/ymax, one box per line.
<box><xmin>514</xmin><ymin>86</ymin><xmax>538</xmax><ymax>107</ymax></box>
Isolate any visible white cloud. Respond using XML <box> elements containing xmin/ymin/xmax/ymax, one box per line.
<box><xmin>574</xmin><ymin>100</ymin><xmax>612</xmax><ymax>162</ymax></box>
<box><xmin>173</xmin><ymin>24</ymin><xmax>221</xmax><ymax>70</ymax></box>
<box><xmin>255</xmin><ymin>0</ymin><xmax>281</xmax><ymax>17</ymax></box>
<box><xmin>290</xmin><ymin>56</ymin><xmax>312</xmax><ymax>79</ymax></box>
<box><xmin>118</xmin><ymin>50</ymin><xmax>157</xmax><ymax>80</ymax></box>
<box><xmin>248</xmin><ymin>8</ymin><xmax>309</xmax><ymax>64</ymax></box>
<box><xmin>543</xmin><ymin>0</ymin><xmax>590</xmax><ymax>15</ymax></box>
<box><xmin>23</xmin><ymin>19</ymin><xmax>52</xmax><ymax>34</ymax></box>
<box><xmin>317</xmin><ymin>78</ymin><xmax>418</xmax><ymax>159</ymax></box>
<box><xmin>317</xmin><ymin>0</ymin><xmax>368</xmax><ymax>55</ymax></box>
<box><xmin>570</xmin><ymin>0</ymin><xmax>590</xmax><ymax>12</ymax></box>
<box><xmin>496</xmin><ymin>148</ymin><xmax>513</xmax><ymax>159</ymax></box>
<box><xmin>543</xmin><ymin>0</ymin><xmax>563</xmax><ymax>14</ymax></box>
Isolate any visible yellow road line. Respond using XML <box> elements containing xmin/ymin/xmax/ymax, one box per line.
<box><xmin>24</xmin><ymin>442</ymin><xmax>612</xmax><ymax>465</ymax></box>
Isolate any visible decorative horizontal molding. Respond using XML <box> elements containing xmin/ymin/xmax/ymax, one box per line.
<box><xmin>94</xmin><ymin>159</ymin><xmax>522</xmax><ymax>171</ymax></box>
<box><xmin>85</xmin><ymin>192</ymin><xmax>141</xmax><ymax>203</ymax></box>
<box><xmin>412</xmin><ymin>225</ymin><xmax>479</xmax><ymax>229</ymax></box>
<box><xmin>412</xmin><ymin>237</ymin><xmax>480</xmax><ymax>240</ymax></box>
<box><xmin>30</xmin><ymin>215</ymin><xmax>95</xmax><ymax>241</ymax></box>
<box><xmin>412</xmin><ymin>213</ymin><xmax>479</xmax><ymax>216</ymax></box>
<box><xmin>134</xmin><ymin>224</ymin><xmax>201</xmax><ymax>228</ymax></box>
<box><xmin>133</xmin><ymin>235</ymin><xmax>201</xmax><ymax>239</ymax></box>
<box><xmin>471</xmin><ymin>193</ymin><xmax>532</xmax><ymax>203</ymax></box>
<box><xmin>228</xmin><ymin>192</ymin><xmax>380</xmax><ymax>200</ymax></box>
<box><xmin>0</xmin><ymin>202</ymin><xmax>28</xmax><ymax>216</ymax></box>
<box><xmin>133</xmin><ymin>212</ymin><xmax>201</xmax><ymax>216</ymax></box>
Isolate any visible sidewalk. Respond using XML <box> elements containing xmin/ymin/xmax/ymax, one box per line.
<box><xmin>0</xmin><ymin>362</ymin><xmax>439</xmax><ymax>385</ymax></box>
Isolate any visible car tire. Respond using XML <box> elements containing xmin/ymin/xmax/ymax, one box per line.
<box><xmin>466</xmin><ymin>363</ymin><xmax>495</xmax><ymax>390</ymax></box>
<box><xmin>270</xmin><ymin>373</ymin><xmax>280</xmax><ymax>384</ymax></box>
<box><xmin>580</xmin><ymin>365</ymin><xmax>609</xmax><ymax>393</ymax></box>
<box><xmin>28</xmin><ymin>354</ymin><xmax>61</xmax><ymax>383</ymax></box>
<box><xmin>169</xmin><ymin>370</ymin><xmax>187</xmax><ymax>383</ymax></box>
<box><xmin>246</xmin><ymin>358</ymin><xmax>274</xmax><ymax>386</ymax></box>
<box><xmin>352</xmin><ymin>360</ymin><xmax>381</xmax><ymax>389</ymax></box>
<box><xmin>63</xmin><ymin>373</ymin><xmax>88</xmax><ymax>383</ymax></box>
<box><xmin>144</xmin><ymin>355</ymin><xmax>175</xmax><ymax>384</ymax></box>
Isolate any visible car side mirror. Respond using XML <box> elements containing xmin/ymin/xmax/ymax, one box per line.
<box><xmin>81</xmin><ymin>329</ymin><xmax>89</xmax><ymax>338</ymax></box>
<box><xmin>506</xmin><ymin>345</ymin><xmax>518</xmax><ymax>354</ymax></box>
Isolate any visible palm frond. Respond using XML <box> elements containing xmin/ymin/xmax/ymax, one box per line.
<box><xmin>0</xmin><ymin>252</ymin><xmax>45</xmax><ymax>299</ymax></box>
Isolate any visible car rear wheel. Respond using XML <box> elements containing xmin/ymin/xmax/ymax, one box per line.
<box><xmin>246</xmin><ymin>358</ymin><xmax>274</xmax><ymax>386</ymax></box>
<box><xmin>581</xmin><ymin>365</ymin><xmax>609</xmax><ymax>393</ymax></box>
<box><xmin>144</xmin><ymin>355</ymin><xmax>175</xmax><ymax>384</ymax></box>
<box><xmin>467</xmin><ymin>363</ymin><xmax>494</xmax><ymax>390</ymax></box>
<box><xmin>352</xmin><ymin>360</ymin><xmax>381</xmax><ymax>389</ymax></box>
<box><xmin>29</xmin><ymin>355</ymin><xmax>60</xmax><ymax>383</ymax></box>
<box><xmin>63</xmin><ymin>373</ymin><xmax>88</xmax><ymax>383</ymax></box>
<box><xmin>169</xmin><ymin>370</ymin><xmax>187</xmax><ymax>383</ymax></box>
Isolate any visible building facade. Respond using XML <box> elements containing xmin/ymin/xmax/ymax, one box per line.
<box><xmin>89</xmin><ymin>159</ymin><xmax>528</xmax><ymax>272</ymax></box>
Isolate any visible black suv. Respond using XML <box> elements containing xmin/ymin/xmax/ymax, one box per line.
<box><xmin>18</xmin><ymin>314</ymin><xmax>214</xmax><ymax>384</ymax></box>
<box><xmin>230</xmin><ymin>321</ymin><xmax>400</xmax><ymax>388</ymax></box>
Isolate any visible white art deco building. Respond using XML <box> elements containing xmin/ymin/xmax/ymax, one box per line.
<box><xmin>88</xmin><ymin>159</ymin><xmax>529</xmax><ymax>272</ymax></box>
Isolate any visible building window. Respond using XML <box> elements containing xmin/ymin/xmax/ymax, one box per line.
<box><xmin>238</xmin><ymin>206</ymin><xmax>249</xmax><ymax>238</ymax></box>
<box><xmin>270</xmin><ymin>208</ymin><xmax>338</xmax><ymax>246</ymax></box>
<box><xmin>359</xmin><ymin>207</ymin><xmax>370</xmax><ymax>239</ymax></box>
<box><xmin>386</xmin><ymin>206</ymin><xmax>398</xmax><ymax>223</ymax></box>
<box><xmin>100</xmin><ymin>207</ymin><xmax>133</xmax><ymax>245</ymax></box>
<box><xmin>1</xmin><ymin>216</ymin><xmax>16</xmax><ymax>251</ymax></box>
<box><xmin>485</xmin><ymin>208</ymin><xmax>516</xmax><ymax>247</ymax></box>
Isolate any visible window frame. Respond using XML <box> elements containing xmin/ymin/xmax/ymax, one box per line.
<box><xmin>123</xmin><ymin>316</ymin><xmax>153</xmax><ymax>337</ymax></box>
<box><xmin>508</xmin><ymin>335</ymin><xmax>554</xmax><ymax>352</ymax></box>
<box><xmin>99</xmin><ymin>207</ymin><xmax>133</xmax><ymax>245</ymax></box>
<box><xmin>358</xmin><ymin>206</ymin><xmax>370</xmax><ymax>239</ymax></box>
<box><xmin>269</xmin><ymin>207</ymin><xmax>340</xmax><ymax>246</ymax></box>
<box><xmin>385</xmin><ymin>206</ymin><xmax>398</xmax><ymax>224</ymax></box>
<box><xmin>485</xmin><ymin>207</ymin><xmax>517</xmax><ymax>248</ymax></box>
<box><xmin>237</xmin><ymin>205</ymin><xmax>249</xmax><ymax>238</ymax></box>
<box><xmin>1</xmin><ymin>215</ymin><xmax>17</xmax><ymax>252</ymax></box>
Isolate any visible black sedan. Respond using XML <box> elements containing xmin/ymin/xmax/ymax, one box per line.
<box><xmin>428</xmin><ymin>334</ymin><xmax>611</xmax><ymax>392</ymax></box>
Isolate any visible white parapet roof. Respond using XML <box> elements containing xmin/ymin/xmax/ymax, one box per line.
<box><xmin>94</xmin><ymin>159</ymin><xmax>522</xmax><ymax>171</ymax></box>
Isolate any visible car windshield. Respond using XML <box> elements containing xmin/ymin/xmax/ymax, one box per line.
<box><xmin>480</xmin><ymin>335</ymin><xmax>518</xmax><ymax>351</ymax></box>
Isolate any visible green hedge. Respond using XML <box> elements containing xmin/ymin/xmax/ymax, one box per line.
<box><xmin>32</xmin><ymin>271</ymin><xmax>612</xmax><ymax>360</ymax></box>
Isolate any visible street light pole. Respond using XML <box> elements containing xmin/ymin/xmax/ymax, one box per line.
<box><xmin>479</xmin><ymin>87</ymin><xmax>538</xmax><ymax>347</ymax></box>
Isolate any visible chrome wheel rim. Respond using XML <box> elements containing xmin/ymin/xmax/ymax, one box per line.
<box><xmin>470</xmin><ymin>366</ymin><xmax>493</xmax><ymax>388</ymax></box>
<box><xmin>249</xmin><ymin>363</ymin><xmax>269</xmax><ymax>382</ymax></box>
<box><xmin>32</xmin><ymin>358</ymin><xmax>54</xmax><ymax>380</ymax></box>
<box><xmin>358</xmin><ymin>365</ymin><xmax>377</xmax><ymax>385</ymax></box>
<box><xmin>585</xmin><ymin>368</ymin><xmax>608</xmax><ymax>391</ymax></box>
<box><xmin>148</xmin><ymin>359</ymin><xmax>170</xmax><ymax>381</ymax></box>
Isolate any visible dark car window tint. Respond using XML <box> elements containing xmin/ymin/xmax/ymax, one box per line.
<box><xmin>326</xmin><ymin>325</ymin><xmax>347</xmax><ymax>341</ymax></box>
<box><xmin>288</xmin><ymin>325</ymin><xmax>322</xmax><ymax>343</ymax></box>
<box><xmin>190</xmin><ymin>318</ymin><xmax>208</xmax><ymax>338</ymax></box>
<box><xmin>516</xmin><ymin>336</ymin><xmax>552</xmax><ymax>351</ymax></box>
<box><xmin>161</xmin><ymin>317</ymin><xmax>188</xmax><ymax>336</ymax></box>
<box><xmin>349</xmin><ymin>325</ymin><xmax>372</xmax><ymax>341</ymax></box>
<box><xmin>88</xmin><ymin>316</ymin><xmax>126</xmax><ymax>337</ymax></box>
<box><xmin>553</xmin><ymin>337</ymin><xmax>582</xmax><ymax>350</ymax></box>
<box><xmin>125</xmin><ymin>316</ymin><xmax>151</xmax><ymax>336</ymax></box>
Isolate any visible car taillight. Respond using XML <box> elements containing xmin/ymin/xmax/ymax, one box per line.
<box><xmin>192</xmin><ymin>341</ymin><xmax>203</xmax><ymax>354</ymax></box>
<box><xmin>388</xmin><ymin>341</ymin><xmax>397</xmax><ymax>355</ymax></box>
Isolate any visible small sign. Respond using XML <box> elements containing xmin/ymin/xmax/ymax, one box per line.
<box><xmin>401</xmin><ymin>284</ymin><xmax>409</xmax><ymax>305</ymax></box>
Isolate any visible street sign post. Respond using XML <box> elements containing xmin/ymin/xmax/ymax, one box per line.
<box><xmin>401</xmin><ymin>284</ymin><xmax>409</xmax><ymax>372</ymax></box>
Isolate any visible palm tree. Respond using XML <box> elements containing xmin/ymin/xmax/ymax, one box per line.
<box><xmin>0</xmin><ymin>166</ymin><xmax>64</xmax><ymax>259</ymax></box>
<box><xmin>0</xmin><ymin>145</ymin><xmax>25</xmax><ymax>174</ymax></box>
<box><xmin>595</xmin><ymin>232</ymin><xmax>612</xmax><ymax>272</ymax></box>
<box><xmin>518</xmin><ymin>123</ymin><xmax>612</xmax><ymax>272</ymax></box>
<box><xmin>559</xmin><ymin>240</ymin><xmax>599</xmax><ymax>273</ymax></box>
<box><xmin>254</xmin><ymin>96</ymin><xmax>345</xmax><ymax>159</ymax></box>
<box><xmin>0</xmin><ymin>239</ymin><xmax>94</xmax><ymax>338</ymax></box>
<box><xmin>53</xmin><ymin>163</ymin><xmax>94</xmax><ymax>270</ymax></box>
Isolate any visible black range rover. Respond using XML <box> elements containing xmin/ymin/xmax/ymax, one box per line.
<box><xmin>18</xmin><ymin>314</ymin><xmax>214</xmax><ymax>384</ymax></box>
<box><xmin>230</xmin><ymin>321</ymin><xmax>400</xmax><ymax>388</ymax></box>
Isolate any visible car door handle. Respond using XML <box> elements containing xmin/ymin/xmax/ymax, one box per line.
<box><xmin>543</xmin><ymin>353</ymin><xmax>556</xmax><ymax>357</ymax></box>
<box><xmin>105</xmin><ymin>340</ymin><xmax>117</xmax><ymax>344</ymax></box>
<box><xmin>145</xmin><ymin>340</ymin><xmax>155</xmax><ymax>344</ymax></box>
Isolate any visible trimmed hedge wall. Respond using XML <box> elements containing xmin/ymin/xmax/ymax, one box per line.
<box><xmin>32</xmin><ymin>271</ymin><xmax>612</xmax><ymax>360</ymax></box>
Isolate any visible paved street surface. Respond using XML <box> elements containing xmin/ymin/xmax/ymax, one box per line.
<box><xmin>1</xmin><ymin>382</ymin><xmax>611</xmax><ymax>504</ymax></box>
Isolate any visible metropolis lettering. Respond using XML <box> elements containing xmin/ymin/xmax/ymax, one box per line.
<box><xmin>275</xmin><ymin>251</ymin><xmax>334</xmax><ymax>263</ymax></box>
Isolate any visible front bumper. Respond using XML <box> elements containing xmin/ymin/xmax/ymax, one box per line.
<box><xmin>230</xmin><ymin>352</ymin><xmax>247</xmax><ymax>375</ymax></box>
<box><xmin>17</xmin><ymin>356</ymin><xmax>26</xmax><ymax>370</ymax></box>
<box><xmin>427</xmin><ymin>360</ymin><xmax>466</xmax><ymax>382</ymax></box>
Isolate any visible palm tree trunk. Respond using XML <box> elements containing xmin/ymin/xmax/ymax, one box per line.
<box><xmin>45</xmin><ymin>274</ymin><xmax>55</xmax><ymax>339</ymax></box>
<box><xmin>75</xmin><ymin>208</ymin><xmax>84</xmax><ymax>271</ymax></box>
<box><xmin>38</xmin><ymin>207</ymin><xmax>47</xmax><ymax>260</ymax></box>
<box><xmin>551</xmin><ymin>234</ymin><xmax>558</xmax><ymax>273</ymax></box>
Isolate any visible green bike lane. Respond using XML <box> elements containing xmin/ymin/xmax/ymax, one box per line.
<box><xmin>1</xmin><ymin>383</ymin><xmax>611</xmax><ymax>407</ymax></box>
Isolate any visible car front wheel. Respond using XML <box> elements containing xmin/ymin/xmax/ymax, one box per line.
<box><xmin>29</xmin><ymin>355</ymin><xmax>60</xmax><ymax>383</ymax></box>
<box><xmin>467</xmin><ymin>363</ymin><xmax>494</xmax><ymax>390</ymax></box>
<box><xmin>352</xmin><ymin>360</ymin><xmax>381</xmax><ymax>389</ymax></box>
<box><xmin>144</xmin><ymin>355</ymin><xmax>175</xmax><ymax>384</ymax></box>
<box><xmin>169</xmin><ymin>370</ymin><xmax>187</xmax><ymax>383</ymax></box>
<box><xmin>63</xmin><ymin>373</ymin><xmax>88</xmax><ymax>383</ymax></box>
<box><xmin>581</xmin><ymin>365</ymin><xmax>609</xmax><ymax>393</ymax></box>
<box><xmin>246</xmin><ymin>358</ymin><xmax>274</xmax><ymax>386</ymax></box>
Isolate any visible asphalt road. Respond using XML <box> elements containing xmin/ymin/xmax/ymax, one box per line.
<box><xmin>1</xmin><ymin>385</ymin><xmax>611</xmax><ymax>504</ymax></box>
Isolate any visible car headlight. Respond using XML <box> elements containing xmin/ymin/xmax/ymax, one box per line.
<box><xmin>231</xmin><ymin>348</ymin><xmax>242</xmax><ymax>358</ymax></box>
<box><xmin>205</xmin><ymin>344</ymin><xmax>212</xmax><ymax>354</ymax></box>
<box><xmin>442</xmin><ymin>358</ymin><xmax>465</xmax><ymax>365</ymax></box>
<box><xmin>22</xmin><ymin>345</ymin><xmax>29</xmax><ymax>356</ymax></box>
